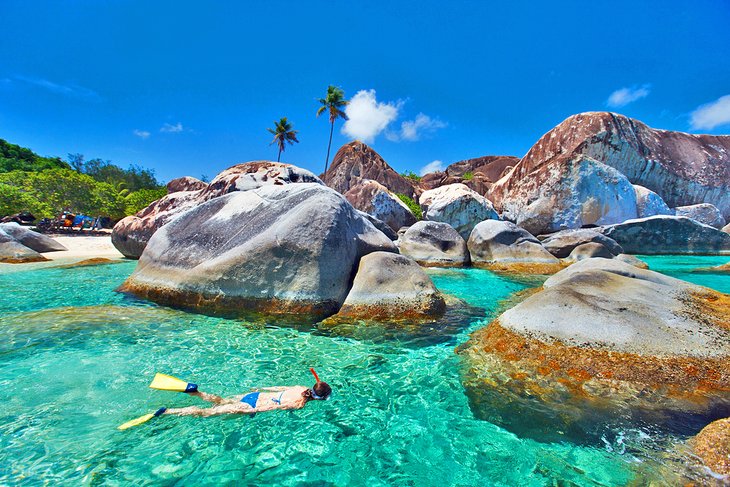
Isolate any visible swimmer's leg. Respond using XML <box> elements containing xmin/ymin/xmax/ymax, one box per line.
<box><xmin>163</xmin><ymin>403</ymin><xmax>252</xmax><ymax>417</ymax></box>
<box><xmin>187</xmin><ymin>391</ymin><xmax>229</xmax><ymax>404</ymax></box>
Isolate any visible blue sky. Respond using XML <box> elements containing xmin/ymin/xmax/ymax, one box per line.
<box><xmin>1</xmin><ymin>1</ymin><xmax>729</xmax><ymax>183</ymax></box>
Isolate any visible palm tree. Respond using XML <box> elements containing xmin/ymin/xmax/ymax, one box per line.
<box><xmin>267</xmin><ymin>117</ymin><xmax>299</xmax><ymax>162</ymax></box>
<box><xmin>316</xmin><ymin>85</ymin><xmax>349</xmax><ymax>174</ymax></box>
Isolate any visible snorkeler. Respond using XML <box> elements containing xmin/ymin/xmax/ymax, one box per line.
<box><xmin>118</xmin><ymin>368</ymin><xmax>331</xmax><ymax>430</ymax></box>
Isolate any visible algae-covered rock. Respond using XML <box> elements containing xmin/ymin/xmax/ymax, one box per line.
<box><xmin>690</xmin><ymin>418</ymin><xmax>730</xmax><ymax>476</ymax></box>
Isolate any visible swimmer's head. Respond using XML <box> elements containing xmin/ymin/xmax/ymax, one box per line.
<box><xmin>306</xmin><ymin>368</ymin><xmax>331</xmax><ymax>400</ymax></box>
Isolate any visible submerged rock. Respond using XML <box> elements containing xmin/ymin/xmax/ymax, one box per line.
<box><xmin>344</xmin><ymin>179</ymin><xmax>416</xmax><ymax>232</ymax></box>
<box><xmin>541</xmin><ymin>228</ymin><xmax>623</xmax><ymax>258</ymax></box>
<box><xmin>633</xmin><ymin>185</ymin><xmax>672</xmax><ymax>218</ymax></box>
<box><xmin>690</xmin><ymin>417</ymin><xmax>730</xmax><ymax>476</ymax></box>
<box><xmin>54</xmin><ymin>257</ymin><xmax>121</xmax><ymax>269</ymax></box>
<box><xmin>691</xmin><ymin>262</ymin><xmax>730</xmax><ymax>274</ymax></box>
<box><xmin>398</xmin><ymin>221</ymin><xmax>469</xmax><ymax>267</ymax></box>
<box><xmin>674</xmin><ymin>203</ymin><xmax>727</xmax><ymax>229</ymax></box>
<box><xmin>599</xmin><ymin>215</ymin><xmax>730</xmax><ymax>254</ymax></box>
<box><xmin>119</xmin><ymin>184</ymin><xmax>396</xmax><ymax>321</ymax></box>
<box><xmin>420</xmin><ymin>183</ymin><xmax>499</xmax><ymax>239</ymax></box>
<box><xmin>458</xmin><ymin>258</ymin><xmax>730</xmax><ymax>441</ymax></box>
<box><xmin>467</xmin><ymin>220</ymin><xmax>561</xmax><ymax>274</ymax></box>
<box><xmin>493</xmin><ymin>154</ymin><xmax>638</xmax><ymax>236</ymax></box>
<box><xmin>334</xmin><ymin>252</ymin><xmax>446</xmax><ymax>320</ymax></box>
<box><xmin>0</xmin><ymin>223</ymin><xmax>67</xmax><ymax>252</ymax></box>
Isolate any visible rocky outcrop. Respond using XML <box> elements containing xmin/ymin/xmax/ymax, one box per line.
<box><xmin>541</xmin><ymin>228</ymin><xmax>623</xmax><ymax>258</ymax></box>
<box><xmin>674</xmin><ymin>203</ymin><xmax>727</xmax><ymax>229</ymax></box>
<box><xmin>0</xmin><ymin>227</ymin><xmax>47</xmax><ymax>263</ymax></box>
<box><xmin>0</xmin><ymin>223</ymin><xmax>67</xmax><ymax>252</ymax></box>
<box><xmin>690</xmin><ymin>418</ymin><xmax>730</xmax><ymax>476</ymax></box>
<box><xmin>495</xmin><ymin>111</ymin><xmax>730</xmax><ymax>220</ymax></box>
<box><xmin>599</xmin><ymin>215</ymin><xmax>730</xmax><ymax>255</ymax></box>
<box><xmin>166</xmin><ymin>176</ymin><xmax>208</xmax><ymax>193</ymax></box>
<box><xmin>420</xmin><ymin>184</ymin><xmax>499</xmax><ymax>239</ymax></box>
<box><xmin>458</xmin><ymin>258</ymin><xmax>730</xmax><ymax>440</ymax></box>
<box><xmin>565</xmin><ymin>242</ymin><xmax>614</xmax><ymax>262</ymax></box>
<box><xmin>634</xmin><ymin>185</ymin><xmax>672</xmax><ymax>218</ymax></box>
<box><xmin>344</xmin><ymin>180</ymin><xmax>416</xmax><ymax>232</ymax></box>
<box><xmin>419</xmin><ymin>155</ymin><xmax>519</xmax><ymax>195</ymax></box>
<box><xmin>112</xmin><ymin>161</ymin><xmax>322</xmax><ymax>259</ymax></box>
<box><xmin>397</xmin><ymin>221</ymin><xmax>469</xmax><ymax>267</ymax></box>
<box><xmin>119</xmin><ymin>183</ymin><xmax>396</xmax><ymax>321</ymax></box>
<box><xmin>357</xmin><ymin>211</ymin><xmax>398</xmax><ymax>240</ymax></box>
<box><xmin>334</xmin><ymin>252</ymin><xmax>446</xmax><ymax>320</ymax></box>
<box><xmin>493</xmin><ymin>154</ymin><xmax>638</xmax><ymax>236</ymax></box>
<box><xmin>323</xmin><ymin>141</ymin><xmax>418</xmax><ymax>199</ymax></box>
<box><xmin>614</xmin><ymin>254</ymin><xmax>649</xmax><ymax>269</ymax></box>
<box><xmin>467</xmin><ymin>220</ymin><xmax>561</xmax><ymax>274</ymax></box>
<box><xmin>692</xmin><ymin>262</ymin><xmax>730</xmax><ymax>274</ymax></box>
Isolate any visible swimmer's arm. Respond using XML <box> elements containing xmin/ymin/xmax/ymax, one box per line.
<box><xmin>251</xmin><ymin>386</ymin><xmax>288</xmax><ymax>392</ymax></box>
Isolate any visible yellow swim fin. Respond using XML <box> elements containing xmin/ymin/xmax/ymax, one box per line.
<box><xmin>117</xmin><ymin>407</ymin><xmax>167</xmax><ymax>430</ymax></box>
<box><xmin>149</xmin><ymin>373</ymin><xmax>198</xmax><ymax>393</ymax></box>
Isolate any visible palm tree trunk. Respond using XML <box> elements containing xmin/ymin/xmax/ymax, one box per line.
<box><xmin>277</xmin><ymin>147</ymin><xmax>282</xmax><ymax>162</ymax></box>
<box><xmin>324</xmin><ymin>121</ymin><xmax>334</xmax><ymax>174</ymax></box>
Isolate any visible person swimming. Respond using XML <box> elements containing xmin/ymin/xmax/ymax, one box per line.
<box><xmin>118</xmin><ymin>369</ymin><xmax>331</xmax><ymax>429</ymax></box>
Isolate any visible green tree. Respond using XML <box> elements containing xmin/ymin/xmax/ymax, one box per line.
<box><xmin>267</xmin><ymin>117</ymin><xmax>299</xmax><ymax>162</ymax></box>
<box><xmin>316</xmin><ymin>85</ymin><xmax>348</xmax><ymax>174</ymax></box>
<box><xmin>124</xmin><ymin>188</ymin><xmax>167</xmax><ymax>215</ymax></box>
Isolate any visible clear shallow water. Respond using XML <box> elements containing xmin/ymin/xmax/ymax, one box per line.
<box><xmin>0</xmin><ymin>256</ymin><xmax>727</xmax><ymax>486</ymax></box>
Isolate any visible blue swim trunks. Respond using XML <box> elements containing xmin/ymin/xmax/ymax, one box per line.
<box><xmin>240</xmin><ymin>392</ymin><xmax>259</xmax><ymax>409</ymax></box>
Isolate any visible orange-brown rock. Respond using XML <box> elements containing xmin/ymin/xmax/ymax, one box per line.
<box><xmin>323</xmin><ymin>141</ymin><xmax>418</xmax><ymax>199</ymax></box>
<box><xmin>690</xmin><ymin>417</ymin><xmax>730</xmax><ymax>476</ymax></box>
<box><xmin>419</xmin><ymin>155</ymin><xmax>519</xmax><ymax>195</ymax></box>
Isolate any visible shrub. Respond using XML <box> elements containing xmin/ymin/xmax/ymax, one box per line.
<box><xmin>462</xmin><ymin>171</ymin><xmax>474</xmax><ymax>181</ymax></box>
<box><xmin>401</xmin><ymin>171</ymin><xmax>422</xmax><ymax>182</ymax></box>
<box><xmin>396</xmin><ymin>193</ymin><xmax>422</xmax><ymax>220</ymax></box>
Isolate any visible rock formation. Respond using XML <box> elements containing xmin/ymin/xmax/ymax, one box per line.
<box><xmin>119</xmin><ymin>183</ymin><xmax>397</xmax><ymax>321</ymax></box>
<box><xmin>458</xmin><ymin>258</ymin><xmax>730</xmax><ymax>441</ymax></box>
<box><xmin>494</xmin><ymin>112</ymin><xmax>730</xmax><ymax>222</ymax></box>
<box><xmin>419</xmin><ymin>155</ymin><xmax>519</xmax><ymax>195</ymax></box>
<box><xmin>690</xmin><ymin>418</ymin><xmax>730</xmax><ymax>476</ymax></box>
<box><xmin>599</xmin><ymin>215</ymin><xmax>730</xmax><ymax>254</ymax></box>
<box><xmin>323</xmin><ymin>141</ymin><xmax>418</xmax><ymax>199</ymax></box>
<box><xmin>334</xmin><ymin>252</ymin><xmax>446</xmax><ymax>320</ymax></box>
<box><xmin>633</xmin><ymin>185</ymin><xmax>672</xmax><ymax>218</ymax></box>
<box><xmin>565</xmin><ymin>242</ymin><xmax>614</xmax><ymax>262</ymax></box>
<box><xmin>397</xmin><ymin>221</ymin><xmax>469</xmax><ymax>267</ymax></box>
<box><xmin>0</xmin><ymin>223</ymin><xmax>67</xmax><ymax>263</ymax></box>
<box><xmin>0</xmin><ymin>227</ymin><xmax>47</xmax><ymax>263</ymax></box>
<box><xmin>674</xmin><ymin>203</ymin><xmax>727</xmax><ymax>229</ymax></box>
<box><xmin>541</xmin><ymin>228</ymin><xmax>623</xmax><ymax>258</ymax></box>
<box><xmin>420</xmin><ymin>183</ymin><xmax>499</xmax><ymax>239</ymax></box>
<box><xmin>344</xmin><ymin>179</ymin><xmax>416</xmax><ymax>232</ymax></box>
<box><xmin>166</xmin><ymin>176</ymin><xmax>208</xmax><ymax>193</ymax></box>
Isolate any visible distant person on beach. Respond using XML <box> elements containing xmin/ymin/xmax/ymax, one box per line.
<box><xmin>118</xmin><ymin>369</ymin><xmax>331</xmax><ymax>429</ymax></box>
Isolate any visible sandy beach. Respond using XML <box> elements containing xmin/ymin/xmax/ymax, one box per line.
<box><xmin>41</xmin><ymin>234</ymin><xmax>125</xmax><ymax>261</ymax></box>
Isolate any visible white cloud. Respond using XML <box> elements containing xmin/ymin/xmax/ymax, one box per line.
<box><xmin>690</xmin><ymin>94</ymin><xmax>730</xmax><ymax>131</ymax></box>
<box><xmin>160</xmin><ymin>122</ymin><xmax>184</xmax><ymax>133</ymax></box>
<box><xmin>13</xmin><ymin>75</ymin><xmax>100</xmax><ymax>100</ymax></box>
<box><xmin>420</xmin><ymin>160</ymin><xmax>444</xmax><ymax>176</ymax></box>
<box><xmin>606</xmin><ymin>84</ymin><xmax>650</xmax><ymax>108</ymax></box>
<box><xmin>398</xmin><ymin>113</ymin><xmax>446</xmax><ymax>141</ymax></box>
<box><xmin>342</xmin><ymin>90</ymin><xmax>401</xmax><ymax>142</ymax></box>
<box><xmin>133</xmin><ymin>129</ymin><xmax>150</xmax><ymax>139</ymax></box>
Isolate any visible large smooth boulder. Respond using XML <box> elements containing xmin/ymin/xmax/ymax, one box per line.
<box><xmin>0</xmin><ymin>223</ymin><xmax>67</xmax><ymax>252</ymax></box>
<box><xmin>0</xmin><ymin>227</ymin><xmax>47</xmax><ymax>263</ymax></box>
<box><xmin>119</xmin><ymin>184</ymin><xmax>396</xmax><ymax>321</ymax></box>
<box><xmin>674</xmin><ymin>203</ymin><xmax>727</xmax><ymax>229</ymax></box>
<box><xmin>493</xmin><ymin>154</ymin><xmax>638</xmax><ymax>236</ymax></box>
<box><xmin>494</xmin><ymin>111</ymin><xmax>730</xmax><ymax>220</ymax></box>
<box><xmin>541</xmin><ymin>228</ymin><xmax>623</xmax><ymax>258</ymax></box>
<box><xmin>166</xmin><ymin>176</ymin><xmax>208</xmax><ymax>193</ymax></box>
<box><xmin>458</xmin><ymin>258</ymin><xmax>730</xmax><ymax>440</ymax></box>
<box><xmin>334</xmin><ymin>252</ymin><xmax>446</xmax><ymax>320</ymax></box>
<box><xmin>398</xmin><ymin>221</ymin><xmax>469</xmax><ymax>267</ymax></box>
<box><xmin>565</xmin><ymin>242</ymin><xmax>614</xmax><ymax>262</ymax></box>
<box><xmin>112</xmin><ymin>161</ymin><xmax>323</xmax><ymax>259</ymax></box>
<box><xmin>690</xmin><ymin>418</ymin><xmax>730</xmax><ymax>476</ymax></box>
<box><xmin>357</xmin><ymin>211</ymin><xmax>398</xmax><ymax>241</ymax></box>
<box><xmin>323</xmin><ymin>141</ymin><xmax>418</xmax><ymax>199</ymax></box>
<box><xmin>633</xmin><ymin>185</ymin><xmax>672</xmax><ymax>218</ymax></box>
<box><xmin>420</xmin><ymin>183</ymin><xmax>499</xmax><ymax>239</ymax></box>
<box><xmin>599</xmin><ymin>215</ymin><xmax>730</xmax><ymax>254</ymax></box>
<box><xmin>344</xmin><ymin>179</ymin><xmax>416</xmax><ymax>232</ymax></box>
<box><xmin>467</xmin><ymin>220</ymin><xmax>561</xmax><ymax>273</ymax></box>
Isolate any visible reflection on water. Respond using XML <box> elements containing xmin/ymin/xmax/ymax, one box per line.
<box><xmin>0</xmin><ymin>256</ymin><xmax>728</xmax><ymax>485</ymax></box>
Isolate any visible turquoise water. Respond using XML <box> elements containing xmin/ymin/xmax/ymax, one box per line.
<box><xmin>0</xmin><ymin>256</ymin><xmax>728</xmax><ymax>485</ymax></box>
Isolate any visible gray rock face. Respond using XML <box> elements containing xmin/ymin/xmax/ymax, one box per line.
<box><xmin>674</xmin><ymin>203</ymin><xmax>727</xmax><ymax>229</ymax></box>
<box><xmin>166</xmin><ymin>176</ymin><xmax>208</xmax><ymax>193</ymax></box>
<box><xmin>633</xmin><ymin>185</ymin><xmax>672</xmax><ymax>218</ymax></box>
<box><xmin>0</xmin><ymin>223</ymin><xmax>67</xmax><ymax>252</ymax></box>
<box><xmin>541</xmin><ymin>228</ymin><xmax>623</xmax><ymax>258</ymax></box>
<box><xmin>344</xmin><ymin>179</ymin><xmax>416</xmax><ymax>232</ymax></box>
<box><xmin>614</xmin><ymin>253</ymin><xmax>649</xmax><ymax>269</ymax></box>
<box><xmin>599</xmin><ymin>215</ymin><xmax>730</xmax><ymax>254</ymax></box>
<box><xmin>458</xmin><ymin>257</ymin><xmax>730</xmax><ymax>440</ymax></box>
<box><xmin>398</xmin><ymin>221</ymin><xmax>469</xmax><ymax>267</ymax></box>
<box><xmin>420</xmin><ymin>183</ymin><xmax>499</xmax><ymax>239</ymax></box>
<box><xmin>0</xmin><ymin>227</ymin><xmax>47</xmax><ymax>263</ymax></box>
<box><xmin>566</xmin><ymin>242</ymin><xmax>614</xmax><ymax>262</ymax></box>
<box><xmin>493</xmin><ymin>155</ymin><xmax>638</xmax><ymax>236</ymax></box>
<box><xmin>467</xmin><ymin>220</ymin><xmax>559</xmax><ymax>264</ymax></box>
<box><xmin>357</xmin><ymin>210</ymin><xmax>398</xmax><ymax>240</ymax></box>
<box><xmin>335</xmin><ymin>252</ymin><xmax>446</xmax><ymax>320</ymax></box>
<box><xmin>119</xmin><ymin>184</ymin><xmax>396</xmax><ymax>321</ymax></box>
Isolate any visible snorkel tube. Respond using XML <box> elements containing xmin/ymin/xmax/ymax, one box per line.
<box><xmin>309</xmin><ymin>368</ymin><xmax>326</xmax><ymax>400</ymax></box>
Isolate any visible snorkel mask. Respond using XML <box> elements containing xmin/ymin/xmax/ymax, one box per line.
<box><xmin>309</xmin><ymin>368</ymin><xmax>329</xmax><ymax>400</ymax></box>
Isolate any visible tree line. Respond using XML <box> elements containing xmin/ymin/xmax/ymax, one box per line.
<box><xmin>0</xmin><ymin>138</ymin><xmax>166</xmax><ymax>221</ymax></box>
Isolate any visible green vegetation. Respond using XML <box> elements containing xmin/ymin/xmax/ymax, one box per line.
<box><xmin>462</xmin><ymin>171</ymin><xmax>474</xmax><ymax>181</ymax></box>
<box><xmin>267</xmin><ymin>117</ymin><xmax>299</xmax><ymax>162</ymax></box>
<box><xmin>0</xmin><ymin>140</ymin><xmax>166</xmax><ymax>221</ymax></box>
<box><xmin>401</xmin><ymin>170</ymin><xmax>422</xmax><ymax>182</ymax></box>
<box><xmin>396</xmin><ymin>193</ymin><xmax>422</xmax><ymax>220</ymax></box>
<box><xmin>317</xmin><ymin>85</ymin><xmax>349</xmax><ymax>174</ymax></box>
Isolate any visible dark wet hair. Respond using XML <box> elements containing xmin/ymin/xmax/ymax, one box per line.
<box><xmin>312</xmin><ymin>381</ymin><xmax>331</xmax><ymax>400</ymax></box>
